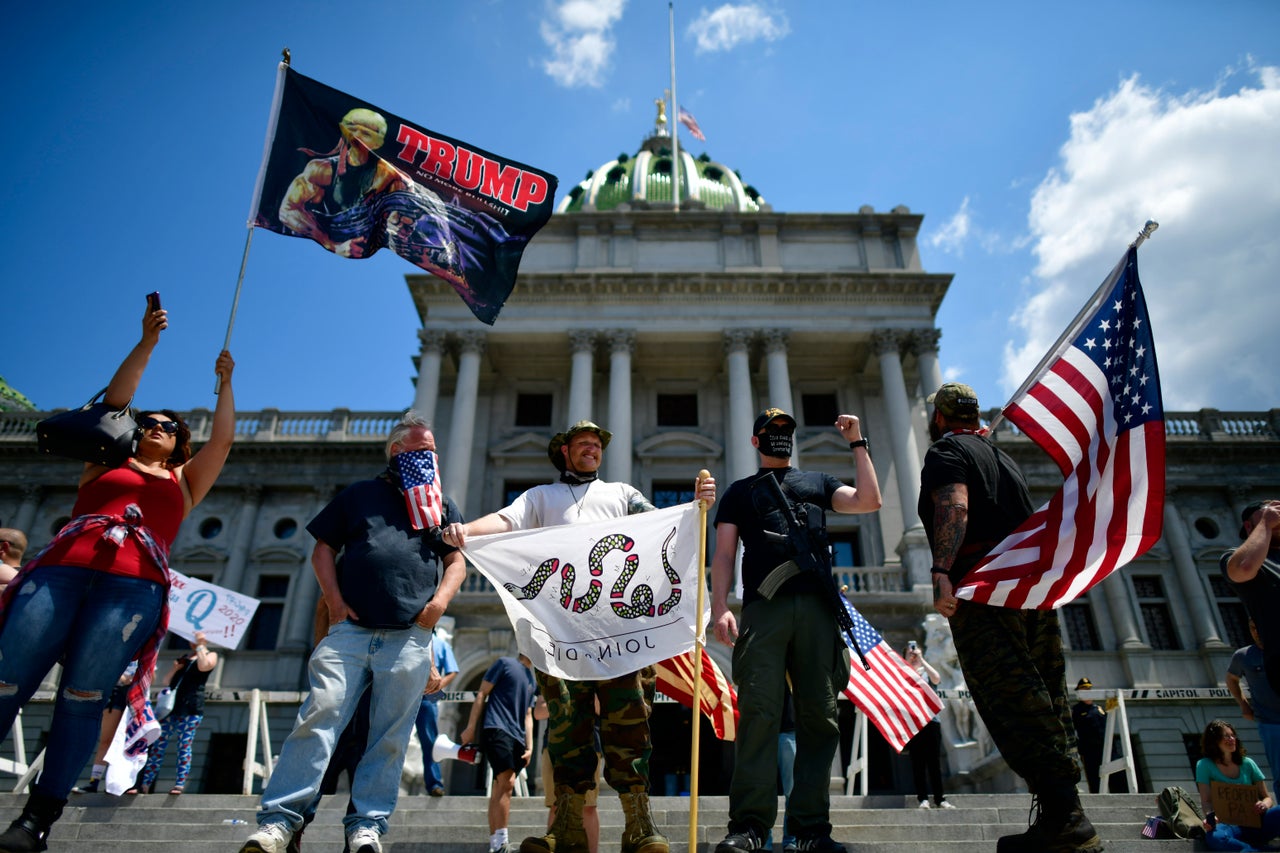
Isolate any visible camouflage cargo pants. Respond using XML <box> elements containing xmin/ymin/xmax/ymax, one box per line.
<box><xmin>949</xmin><ymin>600</ymin><xmax>1081</xmax><ymax>790</ymax></box>
<box><xmin>535</xmin><ymin>666</ymin><xmax>655</xmax><ymax>794</ymax></box>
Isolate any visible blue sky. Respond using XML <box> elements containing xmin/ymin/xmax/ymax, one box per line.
<box><xmin>3</xmin><ymin>1</ymin><xmax>1278</xmax><ymax>416</ymax></box>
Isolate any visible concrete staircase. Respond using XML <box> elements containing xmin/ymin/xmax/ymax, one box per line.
<box><xmin>0</xmin><ymin>791</ymin><xmax>1193</xmax><ymax>852</ymax></box>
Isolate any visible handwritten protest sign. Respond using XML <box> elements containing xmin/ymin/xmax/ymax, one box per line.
<box><xmin>166</xmin><ymin>570</ymin><xmax>261</xmax><ymax>650</ymax></box>
<box><xmin>1211</xmin><ymin>781</ymin><xmax>1263</xmax><ymax>829</ymax></box>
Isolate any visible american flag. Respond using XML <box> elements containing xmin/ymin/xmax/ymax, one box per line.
<box><xmin>678</xmin><ymin>106</ymin><xmax>706</xmax><ymax>142</ymax></box>
<box><xmin>396</xmin><ymin>449</ymin><xmax>445</xmax><ymax>531</ymax></box>
<box><xmin>956</xmin><ymin>246</ymin><xmax>1165</xmax><ymax>609</ymax></box>
<box><xmin>654</xmin><ymin>647</ymin><xmax>738</xmax><ymax>740</ymax></box>
<box><xmin>838</xmin><ymin>595</ymin><xmax>944</xmax><ymax>752</ymax></box>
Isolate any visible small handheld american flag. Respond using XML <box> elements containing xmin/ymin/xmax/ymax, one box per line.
<box><xmin>396</xmin><ymin>449</ymin><xmax>445</xmax><ymax>531</ymax></box>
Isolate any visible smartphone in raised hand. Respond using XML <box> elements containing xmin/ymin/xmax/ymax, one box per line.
<box><xmin>147</xmin><ymin>291</ymin><xmax>161</xmax><ymax>312</ymax></box>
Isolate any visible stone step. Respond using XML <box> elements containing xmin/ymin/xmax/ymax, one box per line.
<box><xmin>0</xmin><ymin>792</ymin><xmax>1184</xmax><ymax>852</ymax></box>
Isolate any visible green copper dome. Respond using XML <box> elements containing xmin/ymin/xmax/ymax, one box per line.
<box><xmin>0</xmin><ymin>375</ymin><xmax>36</xmax><ymax>412</ymax></box>
<box><xmin>556</xmin><ymin>118</ymin><xmax>767</xmax><ymax>214</ymax></box>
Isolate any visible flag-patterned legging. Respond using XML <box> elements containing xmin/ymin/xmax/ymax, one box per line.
<box><xmin>140</xmin><ymin>713</ymin><xmax>204</xmax><ymax>790</ymax></box>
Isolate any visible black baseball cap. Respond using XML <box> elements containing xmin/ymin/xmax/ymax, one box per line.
<box><xmin>753</xmin><ymin>407</ymin><xmax>796</xmax><ymax>434</ymax></box>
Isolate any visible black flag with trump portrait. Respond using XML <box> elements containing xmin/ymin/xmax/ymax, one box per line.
<box><xmin>250</xmin><ymin>64</ymin><xmax>558</xmax><ymax>325</ymax></box>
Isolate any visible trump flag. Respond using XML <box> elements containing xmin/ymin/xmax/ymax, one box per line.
<box><xmin>956</xmin><ymin>246</ymin><xmax>1165</xmax><ymax>609</ymax></box>
<box><xmin>250</xmin><ymin>64</ymin><xmax>558</xmax><ymax>325</ymax></box>
<box><xmin>462</xmin><ymin>504</ymin><xmax>705</xmax><ymax>681</ymax></box>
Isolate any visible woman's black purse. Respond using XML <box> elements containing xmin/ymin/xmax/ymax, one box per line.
<box><xmin>36</xmin><ymin>388</ymin><xmax>137</xmax><ymax>467</ymax></box>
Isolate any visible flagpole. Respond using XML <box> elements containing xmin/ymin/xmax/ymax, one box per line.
<box><xmin>668</xmin><ymin>2</ymin><xmax>681</xmax><ymax>212</ymax></box>
<box><xmin>987</xmin><ymin>221</ymin><xmax>1158</xmax><ymax>432</ymax></box>
<box><xmin>217</xmin><ymin>49</ymin><xmax>291</xmax><ymax>394</ymax></box>
<box><xmin>687</xmin><ymin>468</ymin><xmax>711</xmax><ymax>853</ymax></box>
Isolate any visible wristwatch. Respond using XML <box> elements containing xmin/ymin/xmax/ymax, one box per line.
<box><xmin>849</xmin><ymin>438</ymin><xmax>870</xmax><ymax>451</ymax></box>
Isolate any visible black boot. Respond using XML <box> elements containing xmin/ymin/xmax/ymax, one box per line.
<box><xmin>996</xmin><ymin>784</ymin><xmax>1102</xmax><ymax>853</ymax></box>
<box><xmin>0</xmin><ymin>791</ymin><xmax>66</xmax><ymax>853</ymax></box>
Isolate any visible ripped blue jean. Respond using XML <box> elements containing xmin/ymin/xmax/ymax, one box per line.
<box><xmin>0</xmin><ymin>564</ymin><xmax>164</xmax><ymax>799</ymax></box>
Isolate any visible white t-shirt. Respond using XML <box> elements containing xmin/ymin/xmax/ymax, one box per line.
<box><xmin>499</xmin><ymin>480</ymin><xmax>649</xmax><ymax>529</ymax></box>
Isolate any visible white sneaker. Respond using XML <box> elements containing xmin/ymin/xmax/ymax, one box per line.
<box><xmin>239</xmin><ymin>822</ymin><xmax>293</xmax><ymax>853</ymax></box>
<box><xmin>917</xmin><ymin>799</ymin><xmax>931</xmax><ymax>809</ymax></box>
<box><xmin>938</xmin><ymin>800</ymin><xmax>956</xmax><ymax>809</ymax></box>
<box><xmin>347</xmin><ymin>825</ymin><xmax>383</xmax><ymax>853</ymax></box>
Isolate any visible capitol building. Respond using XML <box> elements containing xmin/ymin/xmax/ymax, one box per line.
<box><xmin>2</xmin><ymin>109</ymin><xmax>1277</xmax><ymax>798</ymax></box>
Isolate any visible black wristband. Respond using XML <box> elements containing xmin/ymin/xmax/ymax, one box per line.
<box><xmin>849</xmin><ymin>438</ymin><xmax>869</xmax><ymax>450</ymax></box>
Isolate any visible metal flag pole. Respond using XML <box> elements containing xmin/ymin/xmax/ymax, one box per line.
<box><xmin>217</xmin><ymin>48</ymin><xmax>291</xmax><ymax>394</ymax></box>
<box><xmin>687</xmin><ymin>468</ymin><xmax>711</xmax><ymax>853</ymax></box>
<box><xmin>668</xmin><ymin>2</ymin><xmax>682</xmax><ymax>212</ymax></box>
<box><xmin>987</xmin><ymin>221</ymin><xmax>1158</xmax><ymax>432</ymax></box>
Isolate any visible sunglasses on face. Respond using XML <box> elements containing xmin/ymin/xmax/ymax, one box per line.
<box><xmin>139</xmin><ymin>416</ymin><xmax>179</xmax><ymax>435</ymax></box>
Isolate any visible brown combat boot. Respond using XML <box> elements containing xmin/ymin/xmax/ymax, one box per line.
<box><xmin>619</xmin><ymin>787</ymin><xmax>669</xmax><ymax>853</ymax></box>
<box><xmin>520</xmin><ymin>785</ymin><xmax>588</xmax><ymax>853</ymax></box>
<box><xmin>996</xmin><ymin>784</ymin><xmax>1103</xmax><ymax>853</ymax></box>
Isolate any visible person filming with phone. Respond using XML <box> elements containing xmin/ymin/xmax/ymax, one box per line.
<box><xmin>903</xmin><ymin>639</ymin><xmax>953</xmax><ymax>810</ymax></box>
<box><xmin>0</xmin><ymin>296</ymin><xmax>236</xmax><ymax>852</ymax></box>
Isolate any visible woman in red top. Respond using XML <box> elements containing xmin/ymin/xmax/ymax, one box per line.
<box><xmin>0</xmin><ymin>302</ymin><xmax>235</xmax><ymax>852</ymax></box>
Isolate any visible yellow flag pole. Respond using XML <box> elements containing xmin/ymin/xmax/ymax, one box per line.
<box><xmin>688</xmin><ymin>468</ymin><xmax>711</xmax><ymax>853</ymax></box>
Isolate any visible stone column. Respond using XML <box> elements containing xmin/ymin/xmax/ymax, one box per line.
<box><xmin>1104</xmin><ymin>570</ymin><xmax>1145</xmax><ymax>648</ymax></box>
<box><xmin>873</xmin><ymin>330</ymin><xmax>923</xmax><ymax>528</ymax></box>
<box><xmin>910</xmin><ymin>329</ymin><xmax>945</xmax><ymax>400</ymax></box>
<box><xmin>282</xmin><ymin>487</ymin><xmax>332</xmax><ymax>651</ymax></box>
<box><xmin>723</xmin><ymin>330</ymin><xmax>756</xmax><ymax>483</ymax></box>
<box><xmin>12</xmin><ymin>485</ymin><xmax>42</xmax><ymax>542</ymax></box>
<box><xmin>763</xmin><ymin>329</ymin><xmax>798</xmax><ymax>468</ymax></box>
<box><xmin>874</xmin><ymin>330</ymin><xmax>931</xmax><ymax>589</ymax></box>
<box><xmin>605</xmin><ymin>330</ymin><xmax>636</xmax><ymax>485</ymax></box>
<box><xmin>567</xmin><ymin>331</ymin><xmax>596</xmax><ymax>425</ymax></box>
<box><xmin>1164</xmin><ymin>492</ymin><xmax>1227</xmax><ymax>649</ymax></box>
<box><xmin>219</xmin><ymin>484</ymin><xmax>263</xmax><ymax>593</ymax></box>
<box><xmin>445</xmin><ymin>331</ymin><xmax>486</xmax><ymax>512</ymax></box>
<box><xmin>412</xmin><ymin>329</ymin><xmax>448</xmax><ymax>423</ymax></box>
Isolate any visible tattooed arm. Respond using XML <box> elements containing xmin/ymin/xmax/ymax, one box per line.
<box><xmin>930</xmin><ymin>481</ymin><xmax>969</xmax><ymax>616</ymax></box>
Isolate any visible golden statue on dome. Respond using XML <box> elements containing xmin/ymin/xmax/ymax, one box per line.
<box><xmin>654</xmin><ymin>97</ymin><xmax>669</xmax><ymax>134</ymax></box>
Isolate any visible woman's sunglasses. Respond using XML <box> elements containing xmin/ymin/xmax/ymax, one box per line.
<box><xmin>138</xmin><ymin>416</ymin><xmax>179</xmax><ymax>435</ymax></box>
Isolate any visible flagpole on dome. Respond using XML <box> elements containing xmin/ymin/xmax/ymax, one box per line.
<box><xmin>218</xmin><ymin>46</ymin><xmax>291</xmax><ymax>394</ymax></box>
<box><xmin>986</xmin><ymin>220</ymin><xmax>1158</xmax><ymax>433</ymax></box>
<box><xmin>686</xmin><ymin>469</ymin><xmax>711</xmax><ymax>852</ymax></box>
<box><xmin>668</xmin><ymin>2</ymin><xmax>682</xmax><ymax>212</ymax></box>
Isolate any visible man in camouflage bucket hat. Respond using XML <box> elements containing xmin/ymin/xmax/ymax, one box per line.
<box><xmin>443</xmin><ymin>420</ymin><xmax>716</xmax><ymax>853</ymax></box>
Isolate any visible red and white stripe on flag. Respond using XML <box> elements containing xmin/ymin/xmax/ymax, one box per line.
<box><xmin>956</xmin><ymin>247</ymin><xmax>1165</xmax><ymax>609</ymax></box>
<box><xmin>397</xmin><ymin>450</ymin><xmax>445</xmax><ymax>531</ymax></box>
<box><xmin>839</xmin><ymin>596</ymin><xmax>943</xmax><ymax>752</ymax></box>
<box><xmin>655</xmin><ymin>648</ymin><xmax>738</xmax><ymax>740</ymax></box>
<box><xmin>678</xmin><ymin>106</ymin><xmax>706</xmax><ymax>142</ymax></box>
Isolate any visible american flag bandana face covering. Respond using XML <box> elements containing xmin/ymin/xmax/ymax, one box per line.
<box><xmin>396</xmin><ymin>449</ymin><xmax>444</xmax><ymax>531</ymax></box>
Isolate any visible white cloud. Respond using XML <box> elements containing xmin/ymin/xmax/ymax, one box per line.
<box><xmin>540</xmin><ymin>0</ymin><xmax>626</xmax><ymax>88</ymax></box>
<box><xmin>1003</xmin><ymin>64</ymin><xmax>1280</xmax><ymax>410</ymax></box>
<box><xmin>927</xmin><ymin>196</ymin><xmax>973</xmax><ymax>257</ymax></box>
<box><xmin>688</xmin><ymin>4</ymin><xmax>789</xmax><ymax>53</ymax></box>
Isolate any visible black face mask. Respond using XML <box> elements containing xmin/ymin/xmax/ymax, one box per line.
<box><xmin>758</xmin><ymin>427</ymin><xmax>794</xmax><ymax>459</ymax></box>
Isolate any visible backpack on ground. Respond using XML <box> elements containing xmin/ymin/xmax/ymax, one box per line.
<box><xmin>1156</xmin><ymin>785</ymin><xmax>1205</xmax><ymax>839</ymax></box>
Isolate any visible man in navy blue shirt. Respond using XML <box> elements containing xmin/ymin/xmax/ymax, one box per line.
<box><xmin>462</xmin><ymin>655</ymin><xmax>538</xmax><ymax>853</ymax></box>
<box><xmin>240</xmin><ymin>412</ymin><xmax>465</xmax><ymax>853</ymax></box>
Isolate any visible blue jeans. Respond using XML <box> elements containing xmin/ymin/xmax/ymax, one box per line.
<box><xmin>1204</xmin><ymin>806</ymin><xmax>1280</xmax><ymax>851</ymax></box>
<box><xmin>414</xmin><ymin>698</ymin><xmax>444</xmax><ymax>790</ymax></box>
<box><xmin>0</xmin><ymin>565</ymin><xmax>164</xmax><ymax>799</ymax></box>
<box><xmin>1258</xmin><ymin>720</ymin><xmax>1280</xmax><ymax>800</ymax></box>
<box><xmin>257</xmin><ymin>620</ymin><xmax>435</xmax><ymax>836</ymax></box>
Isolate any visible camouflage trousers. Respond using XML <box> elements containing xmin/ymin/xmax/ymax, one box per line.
<box><xmin>949</xmin><ymin>600</ymin><xmax>1081</xmax><ymax>790</ymax></box>
<box><xmin>535</xmin><ymin>666</ymin><xmax>655</xmax><ymax>794</ymax></box>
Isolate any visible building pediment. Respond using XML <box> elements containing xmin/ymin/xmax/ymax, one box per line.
<box><xmin>634</xmin><ymin>431</ymin><xmax>723</xmax><ymax>460</ymax></box>
<box><xmin>798</xmin><ymin>432</ymin><xmax>856</xmax><ymax>456</ymax></box>
<box><xmin>489</xmin><ymin>431</ymin><xmax>554</xmax><ymax>465</ymax></box>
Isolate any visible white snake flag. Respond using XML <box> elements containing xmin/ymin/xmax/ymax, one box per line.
<box><xmin>463</xmin><ymin>503</ymin><xmax>705</xmax><ymax>680</ymax></box>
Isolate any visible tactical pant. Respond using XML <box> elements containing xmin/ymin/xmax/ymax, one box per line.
<box><xmin>536</xmin><ymin>666</ymin><xmax>654</xmax><ymax>794</ymax></box>
<box><xmin>729</xmin><ymin>592</ymin><xmax>849</xmax><ymax>839</ymax></box>
<box><xmin>949</xmin><ymin>600</ymin><xmax>1080</xmax><ymax>790</ymax></box>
